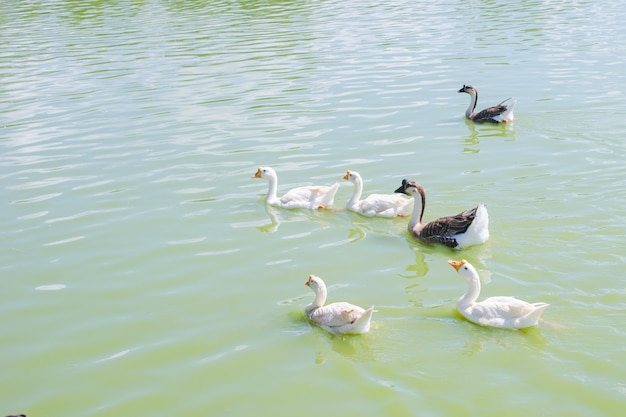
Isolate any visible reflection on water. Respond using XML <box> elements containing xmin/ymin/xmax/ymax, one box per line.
<box><xmin>460</xmin><ymin>322</ymin><xmax>550</xmax><ymax>357</ymax></box>
<box><xmin>399</xmin><ymin>248</ymin><xmax>429</xmax><ymax>279</ymax></box>
<box><xmin>254</xmin><ymin>200</ymin><xmax>406</xmax><ymax>244</ymax></box>
<box><xmin>325</xmin><ymin>332</ymin><xmax>378</xmax><ymax>363</ymax></box>
<box><xmin>461</xmin><ymin>117</ymin><xmax>516</xmax><ymax>146</ymax></box>
<box><xmin>257</xmin><ymin>204</ymin><xmax>281</xmax><ymax>233</ymax></box>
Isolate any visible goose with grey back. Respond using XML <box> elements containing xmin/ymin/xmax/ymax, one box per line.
<box><xmin>458</xmin><ymin>84</ymin><xmax>515</xmax><ymax>123</ymax></box>
<box><xmin>394</xmin><ymin>179</ymin><xmax>489</xmax><ymax>249</ymax></box>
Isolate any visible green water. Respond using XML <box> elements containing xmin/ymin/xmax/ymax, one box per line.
<box><xmin>2</xmin><ymin>0</ymin><xmax>626</xmax><ymax>416</ymax></box>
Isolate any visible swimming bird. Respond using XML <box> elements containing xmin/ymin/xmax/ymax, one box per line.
<box><xmin>458</xmin><ymin>84</ymin><xmax>515</xmax><ymax>123</ymax></box>
<box><xmin>252</xmin><ymin>166</ymin><xmax>339</xmax><ymax>209</ymax></box>
<box><xmin>394</xmin><ymin>179</ymin><xmax>489</xmax><ymax>249</ymax></box>
<box><xmin>448</xmin><ymin>259</ymin><xmax>550</xmax><ymax>329</ymax></box>
<box><xmin>343</xmin><ymin>170</ymin><xmax>413</xmax><ymax>217</ymax></box>
<box><xmin>304</xmin><ymin>274</ymin><xmax>374</xmax><ymax>335</ymax></box>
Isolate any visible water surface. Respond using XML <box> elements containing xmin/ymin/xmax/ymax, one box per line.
<box><xmin>2</xmin><ymin>0</ymin><xmax>626</xmax><ymax>415</ymax></box>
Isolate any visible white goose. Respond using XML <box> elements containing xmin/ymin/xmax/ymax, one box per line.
<box><xmin>252</xmin><ymin>166</ymin><xmax>339</xmax><ymax>209</ymax></box>
<box><xmin>305</xmin><ymin>274</ymin><xmax>374</xmax><ymax>335</ymax></box>
<box><xmin>458</xmin><ymin>84</ymin><xmax>516</xmax><ymax>123</ymax></box>
<box><xmin>394</xmin><ymin>179</ymin><xmax>489</xmax><ymax>249</ymax></box>
<box><xmin>448</xmin><ymin>259</ymin><xmax>550</xmax><ymax>329</ymax></box>
<box><xmin>343</xmin><ymin>170</ymin><xmax>413</xmax><ymax>217</ymax></box>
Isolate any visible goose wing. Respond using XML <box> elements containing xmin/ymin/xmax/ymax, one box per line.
<box><xmin>472</xmin><ymin>104</ymin><xmax>509</xmax><ymax>122</ymax></box>
<box><xmin>468</xmin><ymin>297</ymin><xmax>543</xmax><ymax>327</ymax></box>
<box><xmin>279</xmin><ymin>184</ymin><xmax>338</xmax><ymax>208</ymax></box>
<box><xmin>308</xmin><ymin>302</ymin><xmax>366</xmax><ymax>328</ymax></box>
<box><xmin>419</xmin><ymin>207</ymin><xmax>479</xmax><ymax>247</ymax></box>
<box><xmin>279</xmin><ymin>186</ymin><xmax>315</xmax><ymax>205</ymax></box>
<box><xmin>357</xmin><ymin>193</ymin><xmax>412</xmax><ymax>217</ymax></box>
<box><xmin>473</xmin><ymin>97</ymin><xmax>513</xmax><ymax>122</ymax></box>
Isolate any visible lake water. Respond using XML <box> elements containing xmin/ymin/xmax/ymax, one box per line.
<box><xmin>2</xmin><ymin>0</ymin><xmax>626</xmax><ymax>415</ymax></box>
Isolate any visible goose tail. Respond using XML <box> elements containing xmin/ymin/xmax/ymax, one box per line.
<box><xmin>320</xmin><ymin>182</ymin><xmax>340</xmax><ymax>207</ymax></box>
<box><xmin>501</xmin><ymin>99</ymin><xmax>516</xmax><ymax>122</ymax></box>
<box><xmin>519</xmin><ymin>303</ymin><xmax>550</xmax><ymax>328</ymax></box>
<box><xmin>351</xmin><ymin>306</ymin><xmax>374</xmax><ymax>334</ymax></box>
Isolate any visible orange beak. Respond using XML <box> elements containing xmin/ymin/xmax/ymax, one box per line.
<box><xmin>448</xmin><ymin>259</ymin><xmax>467</xmax><ymax>271</ymax></box>
<box><xmin>342</xmin><ymin>170</ymin><xmax>351</xmax><ymax>181</ymax></box>
<box><xmin>305</xmin><ymin>275</ymin><xmax>313</xmax><ymax>286</ymax></box>
<box><xmin>252</xmin><ymin>167</ymin><xmax>262</xmax><ymax>178</ymax></box>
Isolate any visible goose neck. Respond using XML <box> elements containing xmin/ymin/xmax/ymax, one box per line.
<box><xmin>466</xmin><ymin>89</ymin><xmax>478</xmax><ymax>117</ymax></box>
<box><xmin>408</xmin><ymin>187</ymin><xmax>426</xmax><ymax>230</ymax></box>
<box><xmin>265</xmin><ymin>175</ymin><xmax>279</xmax><ymax>203</ymax></box>
<box><xmin>347</xmin><ymin>178</ymin><xmax>364</xmax><ymax>207</ymax></box>
<box><xmin>458</xmin><ymin>274</ymin><xmax>481</xmax><ymax>308</ymax></box>
<box><xmin>306</xmin><ymin>285</ymin><xmax>327</xmax><ymax>315</ymax></box>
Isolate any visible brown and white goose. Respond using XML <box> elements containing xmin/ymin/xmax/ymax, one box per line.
<box><xmin>394</xmin><ymin>179</ymin><xmax>489</xmax><ymax>249</ymax></box>
<box><xmin>458</xmin><ymin>84</ymin><xmax>515</xmax><ymax>123</ymax></box>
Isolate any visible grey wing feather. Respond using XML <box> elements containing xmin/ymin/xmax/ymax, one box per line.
<box><xmin>419</xmin><ymin>207</ymin><xmax>478</xmax><ymax>247</ymax></box>
<box><xmin>473</xmin><ymin>103</ymin><xmax>510</xmax><ymax>122</ymax></box>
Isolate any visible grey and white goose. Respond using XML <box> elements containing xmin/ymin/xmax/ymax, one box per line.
<box><xmin>458</xmin><ymin>84</ymin><xmax>515</xmax><ymax>123</ymax></box>
<box><xmin>394</xmin><ymin>179</ymin><xmax>489</xmax><ymax>249</ymax></box>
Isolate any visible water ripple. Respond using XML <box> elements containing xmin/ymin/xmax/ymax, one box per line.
<box><xmin>2</xmin><ymin>0</ymin><xmax>626</xmax><ymax>415</ymax></box>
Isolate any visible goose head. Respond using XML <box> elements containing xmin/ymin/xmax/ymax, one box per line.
<box><xmin>458</xmin><ymin>84</ymin><xmax>476</xmax><ymax>95</ymax></box>
<box><xmin>448</xmin><ymin>259</ymin><xmax>478</xmax><ymax>282</ymax></box>
<box><xmin>252</xmin><ymin>166</ymin><xmax>277</xmax><ymax>180</ymax></box>
<box><xmin>394</xmin><ymin>179</ymin><xmax>422</xmax><ymax>197</ymax></box>
<box><xmin>342</xmin><ymin>170</ymin><xmax>361</xmax><ymax>183</ymax></box>
<box><xmin>305</xmin><ymin>274</ymin><xmax>325</xmax><ymax>292</ymax></box>
<box><xmin>305</xmin><ymin>274</ymin><xmax>328</xmax><ymax>307</ymax></box>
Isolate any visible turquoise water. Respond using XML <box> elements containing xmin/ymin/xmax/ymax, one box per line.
<box><xmin>2</xmin><ymin>0</ymin><xmax>626</xmax><ymax>415</ymax></box>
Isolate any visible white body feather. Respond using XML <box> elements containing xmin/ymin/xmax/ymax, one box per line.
<box><xmin>253</xmin><ymin>167</ymin><xmax>339</xmax><ymax>209</ymax></box>
<box><xmin>453</xmin><ymin>203</ymin><xmax>490</xmax><ymax>249</ymax></box>
<box><xmin>449</xmin><ymin>260</ymin><xmax>549</xmax><ymax>329</ymax></box>
<box><xmin>305</xmin><ymin>275</ymin><xmax>374</xmax><ymax>335</ymax></box>
<box><xmin>344</xmin><ymin>170</ymin><xmax>413</xmax><ymax>217</ymax></box>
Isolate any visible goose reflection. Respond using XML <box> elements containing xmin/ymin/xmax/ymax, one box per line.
<box><xmin>257</xmin><ymin>204</ymin><xmax>281</xmax><ymax>233</ymax></box>
<box><xmin>256</xmin><ymin>204</ymin><xmax>331</xmax><ymax>233</ymax></box>
<box><xmin>459</xmin><ymin>323</ymin><xmax>549</xmax><ymax>357</ymax></box>
<box><xmin>312</xmin><ymin>330</ymin><xmax>378</xmax><ymax>364</ymax></box>
<box><xmin>462</xmin><ymin>116</ymin><xmax>516</xmax><ymax>145</ymax></box>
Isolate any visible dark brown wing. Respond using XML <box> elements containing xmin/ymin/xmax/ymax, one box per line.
<box><xmin>472</xmin><ymin>104</ymin><xmax>509</xmax><ymax>123</ymax></box>
<box><xmin>418</xmin><ymin>206</ymin><xmax>479</xmax><ymax>248</ymax></box>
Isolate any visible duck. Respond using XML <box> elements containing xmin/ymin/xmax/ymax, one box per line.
<box><xmin>394</xmin><ymin>179</ymin><xmax>489</xmax><ymax>249</ymax></box>
<box><xmin>343</xmin><ymin>170</ymin><xmax>413</xmax><ymax>217</ymax></box>
<box><xmin>304</xmin><ymin>274</ymin><xmax>374</xmax><ymax>335</ymax></box>
<box><xmin>252</xmin><ymin>166</ymin><xmax>339</xmax><ymax>209</ymax></box>
<box><xmin>448</xmin><ymin>259</ymin><xmax>550</xmax><ymax>329</ymax></box>
<box><xmin>458</xmin><ymin>84</ymin><xmax>516</xmax><ymax>123</ymax></box>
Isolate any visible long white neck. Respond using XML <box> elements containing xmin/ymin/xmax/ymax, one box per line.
<box><xmin>458</xmin><ymin>273</ymin><xmax>481</xmax><ymax>309</ymax></box>
<box><xmin>347</xmin><ymin>178</ymin><xmax>364</xmax><ymax>208</ymax></box>
<box><xmin>408</xmin><ymin>190</ymin><xmax>425</xmax><ymax>231</ymax></box>
<box><xmin>265</xmin><ymin>175</ymin><xmax>279</xmax><ymax>203</ymax></box>
<box><xmin>305</xmin><ymin>285</ymin><xmax>327</xmax><ymax>315</ymax></box>
<box><xmin>465</xmin><ymin>90</ymin><xmax>478</xmax><ymax>118</ymax></box>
